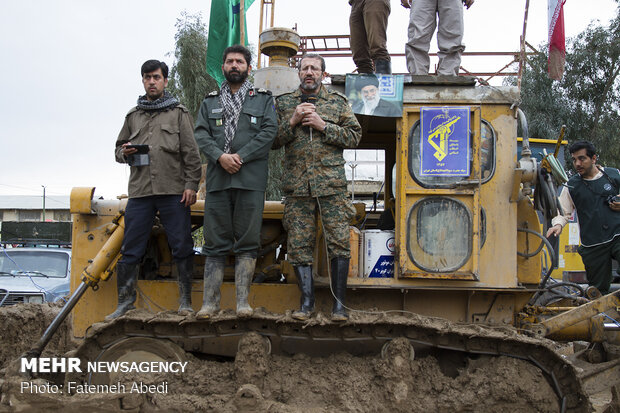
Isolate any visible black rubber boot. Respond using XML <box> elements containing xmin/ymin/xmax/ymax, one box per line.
<box><xmin>292</xmin><ymin>265</ymin><xmax>314</xmax><ymax>321</ymax></box>
<box><xmin>176</xmin><ymin>256</ymin><xmax>194</xmax><ymax>315</ymax></box>
<box><xmin>330</xmin><ymin>257</ymin><xmax>350</xmax><ymax>321</ymax></box>
<box><xmin>374</xmin><ymin>59</ymin><xmax>392</xmax><ymax>74</ymax></box>
<box><xmin>197</xmin><ymin>256</ymin><xmax>225</xmax><ymax>319</ymax></box>
<box><xmin>235</xmin><ymin>254</ymin><xmax>256</xmax><ymax>318</ymax></box>
<box><xmin>105</xmin><ymin>262</ymin><xmax>138</xmax><ymax>321</ymax></box>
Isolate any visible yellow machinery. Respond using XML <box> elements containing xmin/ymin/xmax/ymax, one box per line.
<box><xmin>64</xmin><ymin>77</ymin><xmax>619</xmax><ymax>343</ymax></box>
<box><xmin>517</xmin><ymin>136</ymin><xmax>586</xmax><ymax>282</ymax></box>
<box><xmin>25</xmin><ymin>77</ymin><xmax>617</xmax><ymax>412</ymax></box>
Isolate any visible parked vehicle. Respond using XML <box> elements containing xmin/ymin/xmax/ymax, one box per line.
<box><xmin>0</xmin><ymin>247</ymin><xmax>71</xmax><ymax>306</ymax></box>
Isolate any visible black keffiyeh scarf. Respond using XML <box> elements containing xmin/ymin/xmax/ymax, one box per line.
<box><xmin>220</xmin><ymin>80</ymin><xmax>252</xmax><ymax>153</ymax></box>
<box><xmin>136</xmin><ymin>91</ymin><xmax>180</xmax><ymax>112</ymax></box>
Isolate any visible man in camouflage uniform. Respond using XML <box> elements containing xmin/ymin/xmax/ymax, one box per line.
<box><xmin>274</xmin><ymin>54</ymin><xmax>362</xmax><ymax>321</ymax></box>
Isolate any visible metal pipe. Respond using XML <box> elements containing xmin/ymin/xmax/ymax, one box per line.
<box><xmin>517</xmin><ymin>108</ymin><xmax>530</xmax><ymax>156</ymax></box>
<box><xmin>25</xmin><ymin>282</ymin><xmax>89</xmax><ymax>358</ymax></box>
<box><xmin>537</xmin><ymin>291</ymin><xmax>620</xmax><ymax>336</ymax></box>
<box><xmin>25</xmin><ymin>214</ymin><xmax>125</xmax><ymax>358</ymax></box>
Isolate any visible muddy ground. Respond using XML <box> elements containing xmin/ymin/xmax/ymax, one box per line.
<box><xmin>0</xmin><ymin>303</ymin><xmax>614</xmax><ymax>412</ymax></box>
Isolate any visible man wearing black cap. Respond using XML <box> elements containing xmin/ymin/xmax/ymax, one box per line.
<box><xmin>351</xmin><ymin>74</ymin><xmax>401</xmax><ymax>117</ymax></box>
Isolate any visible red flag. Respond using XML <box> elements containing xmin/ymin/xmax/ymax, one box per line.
<box><xmin>548</xmin><ymin>0</ymin><xmax>566</xmax><ymax>80</ymax></box>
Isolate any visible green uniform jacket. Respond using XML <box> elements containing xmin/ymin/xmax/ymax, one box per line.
<box><xmin>194</xmin><ymin>87</ymin><xmax>278</xmax><ymax>192</ymax></box>
<box><xmin>274</xmin><ymin>86</ymin><xmax>362</xmax><ymax>197</ymax></box>
<box><xmin>115</xmin><ymin>104</ymin><xmax>202</xmax><ymax>198</ymax></box>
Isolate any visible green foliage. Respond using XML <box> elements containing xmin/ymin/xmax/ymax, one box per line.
<box><xmin>167</xmin><ymin>12</ymin><xmax>218</xmax><ymax>120</ymax></box>
<box><xmin>507</xmin><ymin>4</ymin><xmax>620</xmax><ymax>168</ymax></box>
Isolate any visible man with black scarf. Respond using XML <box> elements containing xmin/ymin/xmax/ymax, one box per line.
<box><xmin>110</xmin><ymin>59</ymin><xmax>202</xmax><ymax>320</ymax></box>
<box><xmin>194</xmin><ymin>45</ymin><xmax>277</xmax><ymax>319</ymax></box>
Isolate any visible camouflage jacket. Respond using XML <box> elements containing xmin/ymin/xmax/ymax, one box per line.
<box><xmin>274</xmin><ymin>86</ymin><xmax>362</xmax><ymax>197</ymax></box>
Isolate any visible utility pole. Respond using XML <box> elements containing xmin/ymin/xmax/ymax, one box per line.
<box><xmin>41</xmin><ymin>185</ymin><xmax>46</xmax><ymax>221</ymax></box>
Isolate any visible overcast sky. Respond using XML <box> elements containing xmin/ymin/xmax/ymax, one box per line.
<box><xmin>1</xmin><ymin>0</ymin><xmax>617</xmax><ymax>201</ymax></box>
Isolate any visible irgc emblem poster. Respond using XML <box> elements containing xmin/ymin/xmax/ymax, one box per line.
<box><xmin>420</xmin><ymin>107</ymin><xmax>470</xmax><ymax>176</ymax></box>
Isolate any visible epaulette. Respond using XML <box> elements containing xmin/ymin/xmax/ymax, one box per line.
<box><xmin>328</xmin><ymin>89</ymin><xmax>348</xmax><ymax>101</ymax></box>
<box><xmin>126</xmin><ymin>107</ymin><xmax>139</xmax><ymax>117</ymax></box>
<box><xmin>276</xmin><ymin>90</ymin><xmax>294</xmax><ymax>101</ymax></box>
<box><xmin>248</xmin><ymin>88</ymin><xmax>272</xmax><ymax>97</ymax></box>
<box><xmin>205</xmin><ymin>90</ymin><xmax>219</xmax><ymax>98</ymax></box>
<box><xmin>177</xmin><ymin>104</ymin><xmax>189</xmax><ymax>113</ymax></box>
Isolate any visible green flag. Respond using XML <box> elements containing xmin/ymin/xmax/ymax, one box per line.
<box><xmin>206</xmin><ymin>0</ymin><xmax>255</xmax><ymax>86</ymax></box>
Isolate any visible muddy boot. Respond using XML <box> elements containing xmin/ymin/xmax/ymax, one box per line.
<box><xmin>330</xmin><ymin>257</ymin><xmax>350</xmax><ymax>321</ymax></box>
<box><xmin>374</xmin><ymin>59</ymin><xmax>392</xmax><ymax>74</ymax></box>
<box><xmin>235</xmin><ymin>253</ymin><xmax>256</xmax><ymax>318</ymax></box>
<box><xmin>196</xmin><ymin>256</ymin><xmax>225</xmax><ymax>319</ymax></box>
<box><xmin>176</xmin><ymin>256</ymin><xmax>194</xmax><ymax>315</ymax></box>
<box><xmin>292</xmin><ymin>265</ymin><xmax>314</xmax><ymax>321</ymax></box>
<box><xmin>105</xmin><ymin>262</ymin><xmax>138</xmax><ymax>321</ymax></box>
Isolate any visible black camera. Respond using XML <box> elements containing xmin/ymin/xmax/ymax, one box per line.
<box><xmin>607</xmin><ymin>195</ymin><xmax>620</xmax><ymax>204</ymax></box>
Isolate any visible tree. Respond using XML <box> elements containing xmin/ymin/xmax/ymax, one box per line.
<box><xmin>508</xmin><ymin>4</ymin><xmax>620</xmax><ymax>167</ymax></box>
<box><xmin>167</xmin><ymin>12</ymin><xmax>218</xmax><ymax>120</ymax></box>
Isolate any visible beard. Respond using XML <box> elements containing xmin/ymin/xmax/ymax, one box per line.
<box><xmin>146</xmin><ymin>90</ymin><xmax>164</xmax><ymax>100</ymax></box>
<box><xmin>362</xmin><ymin>95</ymin><xmax>380</xmax><ymax>115</ymax></box>
<box><xmin>362</xmin><ymin>95</ymin><xmax>378</xmax><ymax>105</ymax></box>
<box><xmin>224</xmin><ymin>68</ymin><xmax>249</xmax><ymax>84</ymax></box>
<box><xmin>300</xmin><ymin>76</ymin><xmax>321</xmax><ymax>92</ymax></box>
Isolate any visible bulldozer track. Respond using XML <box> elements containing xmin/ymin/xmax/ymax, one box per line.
<box><xmin>72</xmin><ymin>310</ymin><xmax>591</xmax><ymax>413</ymax></box>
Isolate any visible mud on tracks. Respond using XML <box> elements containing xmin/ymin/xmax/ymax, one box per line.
<box><xmin>0</xmin><ymin>305</ymin><xmax>588</xmax><ymax>412</ymax></box>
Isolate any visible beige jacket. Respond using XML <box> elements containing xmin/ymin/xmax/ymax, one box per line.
<box><xmin>115</xmin><ymin>105</ymin><xmax>202</xmax><ymax>198</ymax></box>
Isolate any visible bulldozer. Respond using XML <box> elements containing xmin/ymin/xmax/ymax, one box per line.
<box><xmin>23</xmin><ymin>23</ymin><xmax>620</xmax><ymax>413</ymax></box>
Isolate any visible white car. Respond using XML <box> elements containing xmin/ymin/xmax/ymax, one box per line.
<box><xmin>0</xmin><ymin>247</ymin><xmax>71</xmax><ymax>306</ymax></box>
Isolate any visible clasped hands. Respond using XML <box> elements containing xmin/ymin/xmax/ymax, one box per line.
<box><xmin>289</xmin><ymin>102</ymin><xmax>326</xmax><ymax>131</ymax></box>
<box><xmin>218</xmin><ymin>153</ymin><xmax>243</xmax><ymax>174</ymax></box>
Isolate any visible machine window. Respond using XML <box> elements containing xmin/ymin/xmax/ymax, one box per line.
<box><xmin>480</xmin><ymin>119</ymin><xmax>496</xmax><ymax>181</ymax></box>
<box><xmin>408</xmin><ymin>118</ymin><xmax>496</xmax><ymax>187</ymax></box>
<box><xmin>407</xmin><ymin>197</ymin><xmax>472</xmax><ymax>272</ymax></box>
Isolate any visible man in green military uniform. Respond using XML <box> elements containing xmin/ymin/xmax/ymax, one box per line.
<box><xmin>194</xmin><ymin>45</ymin><xmax>278</xmax><ymax>318</ymax></box>
<box><xmin>547</xmin><ymin>141</ymin><xmax>620</xmax><ymax>295</ymax></box>
<box><xmin>274</xmin><ymin>53</ymin><xmax>362</xmax><ymax>321</ymax></box>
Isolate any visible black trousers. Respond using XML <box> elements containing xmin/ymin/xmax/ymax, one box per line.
<box><xmin>578</xmin><ymin>236</ymin><xmax>620</xmax><ymax>295</ymax></box>
<box><xmin>120</xmin><ymin>195</ymin><xmax>194</xmax><ymax>265</ymax></box>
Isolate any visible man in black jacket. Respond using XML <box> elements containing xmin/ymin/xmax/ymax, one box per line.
<box><xmin>546</xmin><ymin>141</ymin><xmax>620</xmax><ymax>295</ymax></box>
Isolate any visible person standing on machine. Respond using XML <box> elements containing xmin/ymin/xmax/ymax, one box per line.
<box><xmin>110</xmin><ymin>59</ymin><xmax>202</xmax><ymax>320</ymax></box>
<box><xmin>349</xmin><ymin>0</ymin><xmax>392</xmax><ymax>74</ymax></box>
<box><xmin>194</xmin><ymin>45</ymin><xmax>278</xmax><ymax>318</ymax></box>
<box><xmin>546</xmin><ymin>141</ymin><xmax>620</xmax><ymax>295</ymax></box>
<box><xmin>274</xmin><ymin>54</ymin><xmax>362</xmax><ymax>321</ymax></box>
